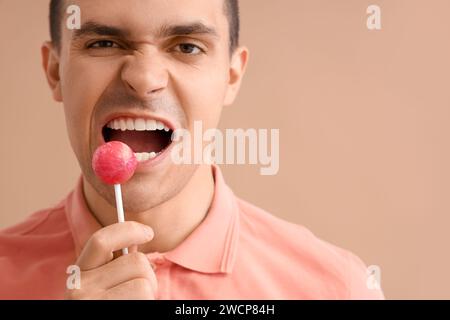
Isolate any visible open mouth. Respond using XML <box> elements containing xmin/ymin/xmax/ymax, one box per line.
<box><xmin>102</xmin><ymin>117</ymin><xmax>174</xmax><ymax>162</ymax></box>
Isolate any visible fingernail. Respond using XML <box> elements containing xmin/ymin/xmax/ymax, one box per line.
<box><xmin>142</xmin><ymin>226</ymin><xmax>154</xmax><ymax>238</ymax></box>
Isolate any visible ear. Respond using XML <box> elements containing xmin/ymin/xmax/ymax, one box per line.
<box><xmin>41</xmin><ymin>41</ymin><xmax>62</xmax><ymax>102</ymax></box>
<box><xmin>224</xmin><ymin>46</ymin><xmax>249</xmax><ymax>106</ymax></box>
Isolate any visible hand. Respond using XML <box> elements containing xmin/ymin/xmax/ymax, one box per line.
<box><xmin>65</xmin><ymin>221</ymin><xmax>157</xmax><ymax>300</ymax></box>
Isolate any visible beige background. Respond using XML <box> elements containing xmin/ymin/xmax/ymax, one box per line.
<box><xmin>1</xmin><ymin>0</ymin><xmax>449</xmax><ymax>299</ymax></box>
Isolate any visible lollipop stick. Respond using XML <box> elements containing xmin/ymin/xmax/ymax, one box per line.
<box><xmin>114</xmin><ymin>183</ymin><xmax>128</xmax><ymax>255</ymax></box>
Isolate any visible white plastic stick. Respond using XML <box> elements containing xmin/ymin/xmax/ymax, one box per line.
<box><xmin>114</xmin><ymin>183</ymin><xmax>128</xmax><ymax>255</ymax></box>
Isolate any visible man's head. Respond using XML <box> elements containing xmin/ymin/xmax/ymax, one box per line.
<box><xmin>41</xmin><ymin>0</ymin><xmax>248</xmax><ymax>214</ymax></box>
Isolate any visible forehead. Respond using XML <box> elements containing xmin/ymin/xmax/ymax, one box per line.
<box><xmin>62</xmin><ymin>0</ymin><xmax>227</xmax><ymax>40</ymax></box>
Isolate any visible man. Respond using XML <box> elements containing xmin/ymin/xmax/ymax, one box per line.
<box><xmin>0</xmin><ymin>0</ymin><xmax>384</xmax><ymax>299</ymax></box>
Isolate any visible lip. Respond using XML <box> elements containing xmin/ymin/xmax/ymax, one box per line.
<box><xmin>96</xmin><ymin>112</ymin><xmax>179</xmax><ymax>172</ymax></box>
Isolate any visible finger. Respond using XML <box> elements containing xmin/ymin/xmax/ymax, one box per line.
<box><xmin>81</xmin><ymin>252</ymin><xmax>158</xmax><ymax>292</ymax></box>
<box><xmin>77</xmin><ymin>221</ymin><xmax>154</xmax><ymax>270</ymax></box>
<box><xmin>129</xmin><ymin>244</ymin><xmax>138</xmax><ymax>254</ymax></box>
<box><xmin>112</xmin><ymin>244</ymin><xmax>138</xmax><ymax>259</ymax></box>
<box><xmin>102</xmin><ymin>278</ymin><xmax>156</xmax><ymax>300</ymax></box>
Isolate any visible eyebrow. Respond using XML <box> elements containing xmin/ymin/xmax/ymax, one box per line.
<box><xmin>158</xmin><ymin>22</ymin><xmax>219</xmax><ymax>39</ymax></box>
<box><xmin>73</xmin><ymin>22</ymin><xmax>128</xmax><ymax>40</ymax></box>
<box><xmin>72</xmin><ymin>21</ymin><xmax>219</xmax><ymax>41</ymax></box>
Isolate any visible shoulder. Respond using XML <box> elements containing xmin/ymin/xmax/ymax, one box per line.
<box><xmin>236</xmin><ymin>197</ymin><xmax>342</xmax><ymax>261</ymax></box>
<box><xmin>0</xmin><ymin>200</ymin><xmax>66</xmax><ymax>235</ymax></box>
<box><xmin>235</xmin><ymin>197</ymin><xmax>385</xmax><ymax>299</ymax></box>
<box><xmin>0</xmin><ymin>200</ymin><xmax>73</xmax><ymax>255</ymax></box>
<box><xmin>0</xmin><ymin>201</ymin><xmax>75</xmax><ymax>299</ymax></box>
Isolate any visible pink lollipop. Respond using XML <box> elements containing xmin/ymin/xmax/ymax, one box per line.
<box><xmin>92</xmin><ymin>141</ymin><xmax>137</xmax><ymax>185</ymax></box>
<box><xmin>92</xmin><ymin>141</ymin><xmax>138</xmax><ymax>255</ymax></box>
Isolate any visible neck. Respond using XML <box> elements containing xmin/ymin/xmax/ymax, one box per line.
<box><xmin>83</xmin><ymin>164</ymin><xmax>215</xmax><ymax>253</ymax></box>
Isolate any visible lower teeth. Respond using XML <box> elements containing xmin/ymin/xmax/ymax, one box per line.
<box><xmin>134</xmin><ymin>152</ymin><xmax>160</xmax><ymax>162</ymax></box>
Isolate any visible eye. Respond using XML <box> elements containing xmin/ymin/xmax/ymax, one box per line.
<box><xmin>174</xmin><ymin>43</ymin><xmax>204</xmax><ymax>55</ymax></box>
<box><xmin>88</xmin><ymin>40</ymin><xmax>120</xmax><ymax>49</ymax></box>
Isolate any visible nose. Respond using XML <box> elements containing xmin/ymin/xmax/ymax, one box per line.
<box><xmin>121</xmin><ymin>51</ymin><xmax>168</xmax><ymax>99</ymax></box>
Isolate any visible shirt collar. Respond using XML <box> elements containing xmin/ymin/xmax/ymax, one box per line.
<box><xmin>64</xmin><ymin>164</ymin><xmax>240</xmax><ymax>274</ymax></box>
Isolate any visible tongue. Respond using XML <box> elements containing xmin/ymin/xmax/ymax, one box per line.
<box><xmin>108</xmin><ymin>130</ymin><xmax>166</xmax><ymax>153</ymax></box>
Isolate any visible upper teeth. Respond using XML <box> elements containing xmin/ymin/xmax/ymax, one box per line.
<box><xmin>106</xmin><ymin>118</ymin><xmax>171</xmax><ymax>132</ymax></box>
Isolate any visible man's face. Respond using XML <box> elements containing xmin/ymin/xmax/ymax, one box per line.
<box><xmin>45</xmin><ymin>0</ymin><xmax>246</xmax><ymax>213</ymax></box>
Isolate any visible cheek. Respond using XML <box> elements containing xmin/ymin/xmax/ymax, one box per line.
<box><xmin>174</xmin><ymin>61</ymin><xmax>229</xmax><ymax>129</ymax></box>
<box><xmin>60</xmin><ymin>59</ymin><xmax>118</xmax><ymax>153</ymax></box>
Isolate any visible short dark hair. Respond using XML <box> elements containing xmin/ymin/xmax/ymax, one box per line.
<box><xmin>49</xmin><ymin>0</ymin><xmax>240</xmax><ymax>53</ymax></box>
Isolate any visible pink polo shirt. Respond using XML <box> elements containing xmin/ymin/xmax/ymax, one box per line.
<box><xmin>0</xmin><ymin>165</ymin><xmax>384</xmax><ymax>300</ymax></box>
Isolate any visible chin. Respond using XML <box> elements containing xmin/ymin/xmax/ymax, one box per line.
<box><xmin>119</xmin><ymin>176</ymin><xmax>182</xmax><ymax>214</ymax></box>
<box><xmin>121</xmin><ymin>187</ymin><xmax>166</xmax><ymax>214</ymax></box>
